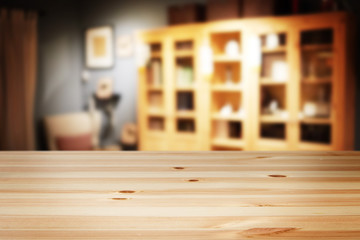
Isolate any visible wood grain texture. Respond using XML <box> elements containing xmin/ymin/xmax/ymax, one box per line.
<box><xmin>0</xmin><ymin>152</ymin><xmax>360</xmax><ymax>239</ymax></box>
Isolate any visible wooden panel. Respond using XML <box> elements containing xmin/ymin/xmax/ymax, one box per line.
<box><xmin>169</xmin><ymin>136</ymin><xmax>201</xmax><ymax>151</ymax></box>
<box><xmin>207</xmin><ymin>0</ymin><xmax>243</xmax><ymax>21</ymax></box>
<box><xmin>243</xmin><ymin>0</ymin><xmax>275</xmax><ymax>18</ymax></box>
<box><xmin>141</xmin><ymin>135</ymin><xmax>168</xmax><ymax>151</ymax></box>
<box><xmin>344</xmin><ymin>15</ymin><xmax>356</xmax><ymax>150</ymax></box>
<box><xmin>168</xmin><ymin>4</ymin><xmax>205</xmax><ymax>25</ymax></box>
<box><xmin>0</xmin><ymin>152</ymin><xmax>360</xmax><ymax>239</ymax></box>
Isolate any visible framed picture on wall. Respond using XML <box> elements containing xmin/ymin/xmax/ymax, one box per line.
<box><xmin>117</xmin><ymin>34</ymin><xmax>133</xmax><ymax>58</ymax></box>
<box><xmin>85</xmin><ymin>26</ymin><xmax>114</xmax><ymax>69</ymax></box>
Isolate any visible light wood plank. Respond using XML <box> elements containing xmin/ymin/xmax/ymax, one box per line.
<box><xmin>0</xmin><ymin>152</ymin><xmax>360</xmax><ymax>239</ymax></box>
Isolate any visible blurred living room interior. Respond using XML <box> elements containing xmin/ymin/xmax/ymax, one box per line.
<box><xmin>0</xmin><ymin>0</ymin><xmax>359</xmax><ymax>151</ymax></box>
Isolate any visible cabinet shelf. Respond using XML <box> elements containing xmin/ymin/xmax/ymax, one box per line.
<box><xmin>175</xmin><ymin>50</ymin><xmax>194</xmax><ymax>58</ymax></box>
<box><xmin>212</xmin><ymin>113</ymin><xmax>244</xmax><ymax>121</ymax></box>
<box><xmin>148</xmin><ymin>109</ymin><xmax>165</xmax><ymax>117</ymax></box>
<box><xmin>211</xmin><ymin>84</ymin><xmax>242</xmax><ymax>92</ymax></box>
<box><xmin>302</xmin><ymin>44</ymin><xmax>332</xmax><ymax>51</ymax></box>
<box><xmin>176</xmin><ymin>111</ymin><xmax>196</xmax><ymax>119</ymax></box>
<box><xmin>151</xmin><ymin>52</ymin><xmax>162</xmax><ymax>58</ymax></box>
<box><xmin>302</xmin><ymin>77</ymin><xmax>332</xmax><ymax>84</ymax></box>
<box><xmin>148</xmin><ymin>86</ymin><xmax>163</xmax><ymax>91</ymax></box>
<box><xmin>213</xmin><ymin>55</ymin><xmax>242</xmax><ymax>62</ymax></box>
<box><xmin>298</xmin><ymin>142</ymin><xmax>332</xmax><ymax>151</ymax></box>
<box><xmin>262</xmin><ymin>46</ymin><xmax>286</xmax><ymax>53</ymax></box>
<box><xmin>260</xmin><ymin>78</ymin><xmax>287</xmax><ymax>85</ymax></box>
<box><xmin>261</xmin><ymin>115</ymin><xmax>288</xmax><ymax>123</ymax></box>
<box><xmin>300</xmin><ymin>118</ymin><xmax>332</xmax><ymax>125</ymax></box>
<box><xmin>212</xmin><ymin>138</ymin><xmax>244</xmax><ymax>149</ymax></box>
<box><xmin>176</xmin><ymin>86</ymin><xmax>195</xmax><ymax>91</ymax></box>
<box><xmin>258</xmin><ymin>139</ymin><xmax>287</xmax><ymax>149</ymax></box>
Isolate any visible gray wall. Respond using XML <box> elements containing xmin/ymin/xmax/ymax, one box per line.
<box><xmin>35</xmin><ymin>2</ymin><xmax>83</xmax><ymax>149</ymax></box>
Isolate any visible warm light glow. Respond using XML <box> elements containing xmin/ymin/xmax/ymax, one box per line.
<box><xmin>199</xmin><ymin>45</ymin><xmax>213</xmax><ymax>75</ymax></box>
<box><xmin>248</xmin><ymin>35</ymin><xmax>261</xmax><ymax>67</ymax></box>
<box><xmin>136</xmin><ymin>42</ymin><xmax>150</xmax><ymax>68</ymax></box>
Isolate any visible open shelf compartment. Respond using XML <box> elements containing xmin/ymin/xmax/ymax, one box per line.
<box><xmin>301</xmin><ymin>123</ymin><xmax>331</xmax><ymax>145</ymax></box>
<box><xmin>210</xmin><ymin>31</ymin><xmax>241</xmax><ymax>56</ymax></box>
<box><xmin>176</xmin><ymin>91</ymin><xmax>194</xmax><ymax>112</ymax></box>
<box><xmin>147</xmin><ymin>58</ymin><xmax>163</xmax><ymax>87</ymax></box>
<box><xmin>213</xmin><ymin>62</ymin><xmax>241</xmax><ymax>87</ymax></box>
<box><xmin>175</xmin><ymin>40</ymin><xmax>193</xmax><ymax>52</ymax></box>
<box><xmin>175</xmin><ymin>57</ymin><xmax>194</xmax><ymax>87</ymax></box>
<box><xmin>300</xmin><ymin>28</ymin><xmax>333</xmax><ymax>123</ymax></box>
<box><xmin>148</xmin><ymin>117</ymin><xmax>165</xmax><ymax>132</ymax></box>
<box><xmin>212</xmin><ymin>120</ymin><xmax>244</xmax><ymax>149</ymax></box>
<box><xmin>261</xmin><ymin>85</ymin><xmax>287</xmax><ymax>119</ymax></box>
<box><xmin>177</xmin><ymin>119</ymin><xmax>196</xmax><ymax>133</ymax></box>
<box><xmin>260</xmin><ymin>123</ymin><xmax>286</xmax><ymax>140</ymax></box>
<box><xmin>148</xmin><ymin>91</ymin><xmax>164</xmax><ymax>114</ymax></box>
<box><xmin>212</xmin><ymin>92</ymin><xmax>242</xmax><ymax>117</ymax></box>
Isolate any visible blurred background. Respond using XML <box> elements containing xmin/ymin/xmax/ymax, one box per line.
<box><xmin>0</xmin><ymin>0</ymin><xmax>359</xmax><ymax>151</ymax></box>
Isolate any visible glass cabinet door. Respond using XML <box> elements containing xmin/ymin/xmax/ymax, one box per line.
<box><xmin>209</xmin><ymin>31</ymin><xmax>245</xmax><ymax>150</ymax></box>
<box><xmin>146</xmin><ymin>42</ymin><xmax>166</xmax><ymax>133</ymax></box>
<box><xmin>256</xmin><ymin>32</ymin><xmax>290</xmax><ymax>150</ymax></box>
<box><xmin>298</xmin><ymin>29</ymin><xmax>334</xmax><ymax>150</ymax></box>
<box><xmin>173</xmin><ymin>39</ymin><xmax>196</xmax><ymax>135</ymax></box>
<box><xmin>168</xmin><ymin>34</ymin><xmax>205</xmax><ymax>151</ymax></box>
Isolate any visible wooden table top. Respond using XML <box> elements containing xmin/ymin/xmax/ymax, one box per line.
<box><xmin>1</xmin><ymin>152</ymin><xmax>360</xmax><ymax>239</ymax></box>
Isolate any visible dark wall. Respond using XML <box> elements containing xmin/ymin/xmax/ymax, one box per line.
<box><xmin>346</xmin><ymin>0</ymin><xmax>360</xmax><ymax>150</ymax></box>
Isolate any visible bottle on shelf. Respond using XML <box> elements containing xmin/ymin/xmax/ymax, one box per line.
<box><xmin>148</xmin><ymin>60</ymin><xmax>162</xmax><ymax>86</ymax></box>
<box><xmin>176</xmin><ymin>65</ymin><xmax>194</xmax><ymax>87</ymax></box>
<box><xmin>225</xmin><ymin>66</ymin><xmax>233</xmax><ymax>85</ymax></box>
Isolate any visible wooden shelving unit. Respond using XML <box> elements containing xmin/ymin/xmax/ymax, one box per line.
<box><xmin>137</xmin><ymin>12</ymin><xmax>355</xmax><ymax>151</ymax></box>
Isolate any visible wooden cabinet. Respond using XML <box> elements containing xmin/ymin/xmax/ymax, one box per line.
<box><xmin>247</xmin><ymin>13</ymin><xmax>355</xmax><ymax>151</ymax></box>
<box><xmin>138</xmin><ymin>26</ymin><xmax>207</xmax><ymax>151</ymax></box>
<box><xmin>137</xmin><ymin>12</ymin><xmax>355</xmax><ymax>151</ymax></box>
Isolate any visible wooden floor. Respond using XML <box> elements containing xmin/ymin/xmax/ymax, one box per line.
<box><xmin>1</xmin><ymin>152</ymin><xmax>360</xmax><ymax>239</ymax></box>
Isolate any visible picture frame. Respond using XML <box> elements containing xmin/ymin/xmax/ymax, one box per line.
<box><xmin>117</xmin><ymin>34</ymin><xmax>133</xmax><ymax>58</ymax></box>
<box><xmin>85</xmin><ymin>26</ymin><xmax>114</xmax><ymax>69</ymax></box>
